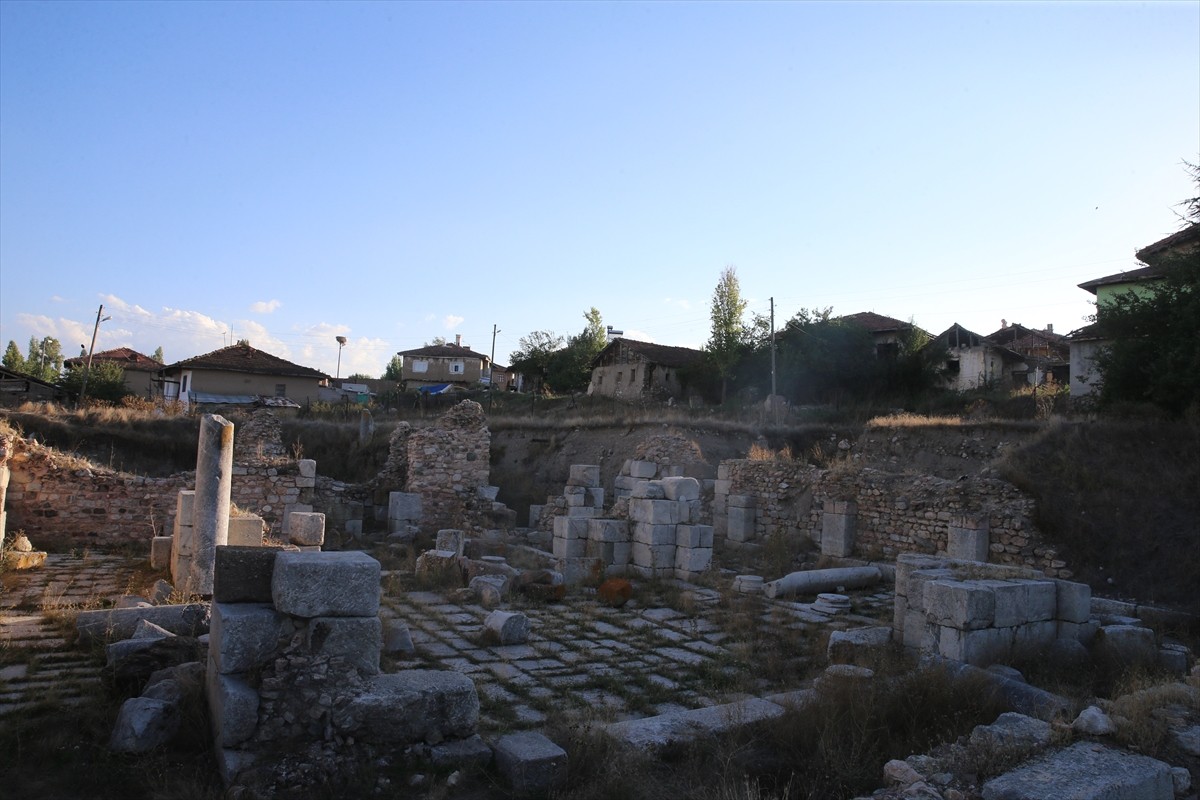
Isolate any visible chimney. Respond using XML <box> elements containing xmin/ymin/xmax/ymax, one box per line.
<box><xmin>1046</xmin><ymin>323</ymin><xmax>1053</xmax><ymax>334</ymax></box>
<box><xmin>455</xmin><ymin>334</ymin><xmax>462</xmax><ymax>347</ymax></box>
<box><xmin>1001</xmin><ymin>319</ymin><xmax>1007</xmax><ymax>329</ymax></box>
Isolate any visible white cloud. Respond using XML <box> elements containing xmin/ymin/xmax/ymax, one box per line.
<box><xmin>250</xmin><ymin>299</ymin><xmax>282</xmax><ymax>314</ymax></box>
<box><xmin>443</xmin><ymin>315</ymin><xmax>464</xmax><ymax>330</ymax></box>
<box><xmin>664</xmin><ymin>297</ymin><xmax>692</xmax><ymax>311</ymax></box>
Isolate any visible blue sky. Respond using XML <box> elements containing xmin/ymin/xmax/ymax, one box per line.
<box><xmin>2</xmin><ymin>1</ymin><xmax>1197</xmax><ymax>379</ymax></box>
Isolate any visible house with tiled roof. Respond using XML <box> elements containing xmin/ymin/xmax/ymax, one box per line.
<box><xmin>1068</xmin><ymin>223</ymin><xmax>1200</xmax><ymax>398</ymax></box>
<box><xmin>159</xmin><ymin>342</ymin><xmax>329</xmax><ymax>411</ymax></box>
<box><xmin>588</xmin><ymin>338</ymin><xmax>703</xmax><ymax>401</ymax></box>
<box><xmin>63</xmin><ymin>347</ymin><xmax>163</xmax><ymax>399</ymax></box>
<box><xmin>837</xmin><ymin>312</ymin><xmax>930</xmax><ymax>360</ymax></box>
<box><xmin>396</xmin><ymin>336</ymin><xmax>491</xmax><ymax>390</ymax></box>
<box><xmin>922</xmin><ymin>323</ymin><xmax>1028</xmax><ymax>392</ymax></box>
<box><xmin>984</xmin><ymin>322</ymin><xmax>1070</xmax><ymax>386</ymax></box>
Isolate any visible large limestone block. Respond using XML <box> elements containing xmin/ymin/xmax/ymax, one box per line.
<box><xmin>925</xmin><ymin>580</ymin><xmax>995</xmax><ymax>630</ymax></box>
<box><xmin>676</xmin><ymin>525</ymin><xmax>714</xmax><ymax>549</ymax></box>
<box><xmin>940</xmin><ymin>625</ymin><xmax>1013</xmax><ymax>667</ymax></box>
<box><xmin>552</xmin><ymin>536</ymin><xmax>586</xmax><ymax>559</ymax></box>
<box><xmin>567</xmin><ymin>464</ymin><xmax>601</xmax><ymax>488</ymax></box>
<box><xmin>632</xmin><ymin>522</ymin><xmax>676</xmax><ymax>546</ymax></box>
<box><xmin>726</xmin><ymin>506</ymin><xmax>756</xmax><ymax>543</ymax></box>
<box><xmin>109</xmin><ymin>697</ymin><xmax>180</xmax><ymax>753</ymax></box>
<box><xmin>272</xmin><ymin>551</ymin><xmax>381</xmax><ymax>618</ymax></box>
<box><xmin>494</xmin><ymin>731</ymin><xmax>567</xmax><ymax>796</ymax></box>
<box><xmin>605</xmin><ymin>697</ymin><xmax>785</xmax><ymax>754</ymax></box>
<box><xmin>660</xmin><ymin>476</ymin><xmax>700</xmax><ymax>502</ymax></box>
<box><xmin>388</xmin><ymin>492</ymin><xmax>422</xmax><ymax>524</ymax></box>
<box><xmin>630</xmin><ymin>480</ymin><xmax>665</xmax><ymax>500</ymax></box>
<box><xmin>631</xmin><ymin>542</ymin><xmax>674</xmax><ymax>569</ymax></box>
<box><xmin>226</xmin><ymin>516</ymin><xmax>265</xmax><ymax>547</ymax></box>
<box><xmin>435</xmin><ymin>529</ymin><xmax>465</xmax><ymax>556</ymax></box>
<box><xmin>1055</xmin><ymin>579</ymin><xmax>1091</xmax><ymax>624</ymax></box>
<box><xmin>588</xmin><ymin>519</ymin><xmax>629</xmax><ymax>543</ymax></box>
<box><xmin>286</xmin><ymin>512</ymin><xmax>325</xmax><ymax>547</ymax></box>
<box><xmin>150</xmin><ymin>536</ymin><xmax>173</xmax><ymax>570</ymax></box>
<box><xmin>209</xmin><ymin>602</ymin><xmax>285</xmax><ymax>674</ymax></box>
<box><xmin>1094</xmin><ymin>624</ymin><xmax>1158</xmax><ymax>671</ymax></box>
<box><xmin>213</xmin><ymin>546</ymin><xmax>281</xmax><ymax>604</ymax></box>
<box><xmin>629</xmin><ymin>460</ymin><xmax>657</xmax><ymax>479</ymax></box>
<box><xmin>306</xmin><ymin>616</ymin><xmax>381</xmax><ymax>674</ymax></box>
<box><xmin>552</xmin><ymin>516</ymin><xmax>589</xmax><ymax>540</ymax></box>
<box><xmin>629</xmin><ymin>498</ymin><xmax>680</xmax><ymax>525</ymax></box>
<box><xmin>77</xmin><ymin>603</ymin><xmax>210</xmax><ymax>643</ymax></box>
<box><xmin>674</xmin><ymin>546</ymin><xmax>712</xmax><ymax>573</ymax></box>
<box><xmin>336</xmin><ymin>670</ymin><xmax>479</xmax><ymax>745</ymax></box>
<box><xmin>981</xmin><ymin>740</ymin><xmax>1173</xmax><ymax>800</ymax></box>
<box><xmin>206</xmin><ymin>668</ymin><xmax>259</xmax><ymax>747</ymax></box>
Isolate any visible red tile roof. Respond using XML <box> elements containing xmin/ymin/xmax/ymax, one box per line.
<box><xmin>164</xmin><ymin>343</ymin><xmax>328</xmax><ymax>379</ymax></box>
<box><xmin>64</xmin><ymin>347</ymin><xmax>163</xmax><ymax>371</ymax></box>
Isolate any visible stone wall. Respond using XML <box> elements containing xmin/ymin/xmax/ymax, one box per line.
<box><xmin>717</xmin><ymin>459</ymin><xmax>1068</xmax><ymax>578</ymax></box>
<box><xmin>3</xmin><ymin>436</ymin><xmax>364</xmax><ymax>550</ymax></box>
<box><xmin>404</xmin><ymin>401</ymin><xmax>492</xmax><ymax>532</ymax></box>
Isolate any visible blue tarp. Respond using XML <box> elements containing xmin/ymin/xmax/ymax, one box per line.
<box><xmin>416</xmin><ymin>383</ymin><xmax>453</xmax><ymax>395</ymax></box>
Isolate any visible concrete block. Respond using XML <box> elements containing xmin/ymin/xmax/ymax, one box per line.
<box><xmin>567</xmin><ymin>464</ymin><xmax>601</xmax><ymax>487</ymax></box>
<box><xmin>306</xmin><ymin>616</ymin><xmax>381</xmax><ymax>674</ymax></box>
<box><xmin>227</xmin><ymin>516</ymin><xmax>265</xmax><ymax>547</ymax></box>
<box><xmin>494</xmin><ymin>731</ymin><xmax>567</xmax><ymax>797</ymax></box>
<box><xmin>213</xmin><ymin>546</ymin><xmax>281</xmax><ymax>603</ymax></box>
<box><xmin>926</xmin><ymin>580</ymin><xmax>995</xmax><ymax>630</ymax></box>
<box><xmin>150</xmin><ymin>536</ymin><xmax>173</xmax><ymax>570</ymax></box>
<box><xmin>206</xmin><ymin>668</ymin><xmax>259</xmax><ymax>747</ymax></box>
<box><xmin>272</xmin><ymin>551</ymin><xmax>381</xmax><ymax>618</ymax></box>
<box><xmin>629</xmin><ymin>460</ymin><xmax>657</xmax><ymax>479</ymax></box>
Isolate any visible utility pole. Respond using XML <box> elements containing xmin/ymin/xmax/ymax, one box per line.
<box><xmin>488</xmin><ymin>324</ymin><xmax>499</xmax><ymax>412</ymax></box>
<box><xmin>77</xmin><ymin>304</ymin><xmax>110</xmax><ymax>409</ymax></box>
<box><xmin>770</xmin><ymin>297</ymin><xmax>777</xmax><ymax>425</ymax></box>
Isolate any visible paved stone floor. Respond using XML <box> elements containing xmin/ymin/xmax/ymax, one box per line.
<box><xmin>0</xmin><ymin>551</ymin><xmax>895</xmax><ymax>732</ymax></box>
<box><xmin>0</xmin><ymin>552</ymin><xmax>147</xmax><ymax>716</ymax></box>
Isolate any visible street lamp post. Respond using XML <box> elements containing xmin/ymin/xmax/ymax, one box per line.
<box><xmin>335</xmin><ymin>336</ymin><xmax>347</xmax><ymax>380</ymax></box>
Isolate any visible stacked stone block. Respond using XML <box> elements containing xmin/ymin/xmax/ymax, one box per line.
<box><xmin>894</xmin><ymin>554</ymin><xmax>1094</xmax><ymax>668</ymax></box>
<box><xmin>285</xmin><ymin>511</ymin><xmax>325</xmax><ymax>549</ymax></box>
<box><xmin>628</xmin><ymin>476</ymin><xmax>711</xmax><ymax>580</ymax></box>
<box><xmin>206</xmin><ymin>547</ymin><xmax>481</xmax><ymax>788</ymax></box>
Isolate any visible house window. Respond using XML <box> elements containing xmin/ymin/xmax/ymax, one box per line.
<box><xmin>876</xmin><ymin>342</ymin><xmax>899</xmax><ymax>361</ymax></box>
<box><xmin>412</xmin><ymin>360</ymin><xmax>428</xmax><ymax>373</ymax></box>
<box><xmin>450</xmin><ymin>361</ymin><xmax>464</xmax><ymax>375</ymax></box>
<box><xmin>597</xmin><ymin>374</ymin><xmax>604</xmax><ymax>386</ymax></box>
<box><xmin>945</xmin><ymin>359</ymin><xmax>960</xmax><ymax>375</ymax></box>
<box><xmin>275</xmin><ymin>384</ymin><xmax>286</xmax><ymax>397</ymax></box>
<box><xmin>181</xmin><ymin>375</ymin><xmax>189</xmax><ymax>393</ymax></box>
<box><xmin>616</xmin><ymin>371</ymin><xmax>623</xmax><ymax>384</ymax></box>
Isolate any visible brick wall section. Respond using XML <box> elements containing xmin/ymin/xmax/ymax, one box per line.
<box><xmin>5</xmin><ymin>438</ymin><xmax>365</xmax><ymax>550</ymax></box>
<box><xmin>722</xmin><ymin>459</ymin><xmax>1069</xmax><ymax>578</ymax></box>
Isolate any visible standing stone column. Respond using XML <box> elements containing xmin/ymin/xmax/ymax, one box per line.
<box><xmin>947</xmin><ymin>515</ymin><xmax>990</xmax><ymax>562</ymax></box>
<box><xmin>820</xmin><ymin>500</ymin><xmax>857</xmax><ymax>558</ymax></box>
<box><xmin>191</xmin><ymin>414</ymin><xmax>235</xmax><ymax>595</ymax></box>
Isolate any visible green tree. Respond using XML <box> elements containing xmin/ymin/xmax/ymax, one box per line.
<box><xmin>23</xmin><ymin>336</ymin><xmax>63</xmax><ymax>382</ymax></box>
<box><xmin>383</xmin><ymin>355</ymin><xmax>404</xmax><ymax>382</ymax></box>
<box><xmin>705</xmin><ymin>266</ymin><xmax>749</xmax><ymax>403</ymax></box>
<box><xmin>61</xmin><ymin>360</ymin><xmax>129</xmax><ymax>404</ymax></box>
<box><xmin>509</xmin><ymin>331</ymin><xmax>565</xmax><ymax>392</ymax></box>
<box><xmin>1094</xmin><ymin>243</ymin><xmax>1200</xmax><ymax>415</ymax></box>
<box><xmin>547</xmin><ymin>308</ymin><xmax>607</xmax><ymax>393</ymax></box>
<box><xmin>2</xmin><ymin>340</ymin><xmax>26</xmax><ymax>373</ymax></box>
<box><xmin>152</xmin><ymin>346</ymin><xmax>165</xmax><ymax>364</ymax></box>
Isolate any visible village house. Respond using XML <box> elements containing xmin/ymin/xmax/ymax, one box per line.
<box><xmin>985</xmin><ymin>322</ymin><xmax>1070</xmax><ymax>386</ymax></box>
<box><xmin>62</xmin><ymin>347</ymin><xmax>164</xmax><ymax>399</ymax></box>
<box><xmin>158</xmin><ymin>342</ymin><xmax>328</xmax><ymax>411</ymax></box>
<box><xmin>1068</xmin><ymin>222</ymin><xmax>1200</xmax><ymax>398</ymax></box>
<box><xmin>838</xmin><ymin>312</ymin><xmax>929</xmax><ymax>360</ymax></box>
<box><xmin>395</xmin><ymin>336</ymin><xmax>491</xmax><ymax>390</ymax></box>
<box><xmin>588</xmin><ymin>337</ymin><xmax>703</xmax><ymax>401</ymax></box>
<box><xmin>924</xmin><ymin>323</ymin><xmax>1027</xmax><ymax>392</ymax></box>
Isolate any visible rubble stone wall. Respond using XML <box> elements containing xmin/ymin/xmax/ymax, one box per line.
<box><xmin>4</xmin><ymin>439</ymin><xmax>363</xmax><ymax>549</ymax></box>
<box><xmin>720</xmin><ymin>460</ymin><xmax>1068</xmax><ymax>578</ymax></box>
<box><xmin>405</xmin><ymin>401</ymin><xmax>491</xmax><ymax>532</ymax></box>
